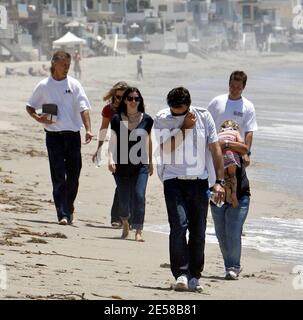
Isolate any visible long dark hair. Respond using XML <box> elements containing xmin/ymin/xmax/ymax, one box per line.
<box><xmin>117</xmin><ymin>87</ymin><xmax>145</xmax><ymax>114</ymax></box>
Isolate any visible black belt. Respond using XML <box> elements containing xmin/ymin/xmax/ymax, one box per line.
<box><xmin>45</xmin><ymin>129</ymin><xmax>79</xmax><ymax>135</ymax></box>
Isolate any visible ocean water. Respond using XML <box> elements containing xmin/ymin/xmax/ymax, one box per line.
<box><xmin>245</xmin><ymin>67</ymin><xmax>303</xmax><ymax>196</ymax></box>
<box><xmin>145</xmin><ymin>217</ymin><xmax>303</xmax><ymax>265</ymax></box>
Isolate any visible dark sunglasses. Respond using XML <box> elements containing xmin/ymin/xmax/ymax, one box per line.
<box><xmin>170</xmin><ymin>109</ymin><xmax>189</xmax><ymax>117</ymax></box>
<box><xmin>126</xmin><ymin>96</ymin><xmax>140</xmax><ymax>102</ymax></box>
<box><xmin>115</xmin><ymin>95</ymin><xmax>123</xmax><ymax>101</ymax></box>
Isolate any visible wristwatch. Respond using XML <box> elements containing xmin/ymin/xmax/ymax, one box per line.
<box><xmin>215</xmin><ymin>179</ymin><xmax>225</xmax><ymax>187</ymax></box>
<box><xmin>247</xmin><ymin>151</ymin><xmax>251</xmax><ymax>156</ymax></box>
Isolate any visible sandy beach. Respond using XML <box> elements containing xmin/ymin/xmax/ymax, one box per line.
<box><xmin>0</xmin><ymin>51</ymin><xmax>303</xmax><ymax>300</ymax></box>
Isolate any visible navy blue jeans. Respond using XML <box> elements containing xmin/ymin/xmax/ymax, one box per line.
<box><xmin>46</xmin><ymin>131</ymin><xmax>82</xmax><ymax>222</ymax></box>
<box><xmin>113</xmin><ymin>165</ymin><xmax>149</xmax><ymax>230</ymax></box>
<box><xmin>110</xmin><ymin>188</ymin><xmax>120</xmax><ymax>224</ymax></box>
<box><xmin>164</xmin><ymin>178</ymin><xmax>209</xmax><ymax>280</ymax></box>
<box><xmin>211</xmin><ymin>196</ymin><xmax>250</xmax><ymax>273</ymax></box>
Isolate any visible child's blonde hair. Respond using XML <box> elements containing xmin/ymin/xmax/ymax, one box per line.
<box><xmin>220</xmin><ymin>120</ymin><xmax>240</xmax><ymax>131</ymax></box>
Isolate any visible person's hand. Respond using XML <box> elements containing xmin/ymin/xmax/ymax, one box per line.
<box><xmin>219</xmin><ymin>139</ymin><xmax>231</xmax><ymax>151</ymax></box>
<box><xmin>84</xmin><ymin>131</ymin><xmax>94</xmax><ymax>144</ymax></box>
<box><xmin>183</xmin><ymin>112</ymin><xmax>196</xmax><ymax>130</ymax></box>
<box><xmin>218</xmin><ymin>139</ymin><xmax>226</xmax><ymax>150</ymax></box>
<box><xmin>242</xmin><ymin>154</ymin><xmax>250</xmax><ymax>167</ymax></box>
<box><xmin>148</xmin><ymin>163</ymin><xmax>154</xmax><ymax>176</ymax></box>
<box><xmin>108</xmin><ymin>161</ymin><xmax>116</xmax><ymax>173</ymax></box>
<box><xmin>37</xmin><ymin>115</ymin><xmax>53</xmax><ymax>125</ymax></box>
<box><xmin>212</xmin><ymin>184</ymin><xmax>225</xmax><ymax>203</ymax></box>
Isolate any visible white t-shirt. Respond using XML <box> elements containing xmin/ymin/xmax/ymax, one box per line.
<box><xmin>154</xmin><ymin>106</ymin><xmax>218</xmax><ymax>183</ymax></box>
<box><xmin>27</xmin><ymin>76</ymin><xmax>91</xmax><ymax>132</ymax></box>
<box><xmin>207</xmin><ymin>94</ymin><xmax>258</xmax><ymax>137</ymax></box>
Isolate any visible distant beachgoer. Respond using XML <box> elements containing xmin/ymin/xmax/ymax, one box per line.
<box><xmin>218</xmin><ymin>120</ymin><xmax>247</xmax><ymax>208</ymax></box>
<box><xmin>5</xmin><ymin>67</ymin><xmax>26</xmax><ymax>76</ymax></box>
<box><xmin>28</xmin><ymin>67</ymin><xmax>39</xmax><ymax>76</ymax></box>
<box><xmin>26</xmin><ymin>50</ymin><xmax>93</xmax><ymax>225</ymax></box>
<box><xmin>207</xmin><ymin>70</ymin><xmax>258</xmax><ymax>280</ymax></box>
<box><xmin>108</xmin><ymin>87</ymin><xmax>153</xmax><ymax>242</ymax></box>
<box><xmin>5</xmin><ymin>67</ymin><xmax>16</xmax><ymax>76</ymax></box>
<box><xmin>92</xmin><ymin>81</ymin><xmax>129</xmax><ymax>228</ymax></box>
<box><xmin>73</xmin><ymin>50</ymin><xmax>81</xmax><ymax>80</ymax></box>
<box><xmin>38</xmin><ymin>64</ymin><xmax>49</xmax><ymax>77</ymax></box>
<box><xmin>136</xmin><ymin>55</ymin><xmax>143</xmax><ymax>80</ymax></box>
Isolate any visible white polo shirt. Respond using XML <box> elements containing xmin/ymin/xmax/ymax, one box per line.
<box><xmin>154</xmin><ymin>106</ymin><xmax>218</xmax><ymax>183</ymax></box>
<box><xmin>27</xmin><ymin>76</ymin><xmax>91</xmax><ymax>132</ymax></box>
<box><xmin>207</xmin><ymin>94</ymin><xmax>258</xmax><ymax>137</ymax></box>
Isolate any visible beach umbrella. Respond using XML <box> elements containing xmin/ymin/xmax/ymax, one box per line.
<box><xmin>53</xmin><ymin>32</ymin><xmax>86</xmax><ymax>47</ymax></box>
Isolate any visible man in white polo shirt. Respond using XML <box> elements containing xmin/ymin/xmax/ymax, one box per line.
<box><xmin>26</xmin><ymin>51</ymin><xmax>93</xmax><ymax>225</ymax></box>
<box><xmin>154</xmin><ymin>87</ymin><xmax>225</xmax><ymax>292</ymax></box>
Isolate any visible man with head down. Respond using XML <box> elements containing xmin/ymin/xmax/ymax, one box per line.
<box><xmin>154</xmin><ymin>87</ymin><xmax>225</xmax><ymax>292</ymax></box>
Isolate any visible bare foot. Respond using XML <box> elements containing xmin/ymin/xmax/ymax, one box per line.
<box><xmin>135</xmin><ymin>230</ymin><xmax>145</xmax><ymax>242</ymax></box>
<box><xmin>121</xmin><ymin>220</ymin><xmax>129</xmax><ymax>239</ymax></box>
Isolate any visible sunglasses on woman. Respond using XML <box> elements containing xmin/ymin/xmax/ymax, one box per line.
<box><xmin>126</xmin><ymin>96</ymin><xmax>140</xmax><ymax>102</ymax></box>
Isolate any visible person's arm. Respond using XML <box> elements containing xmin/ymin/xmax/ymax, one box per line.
<box><xmin>220</xmin><ymin>132</ymin><xmax>249</xmax><ymax>156</ymax></box>
<box><xmin>208</xmin><ymin>141</ymin><xmax>225</xmax><ymax>203</ymax></box>
<box><xmin>108</xmin><ymin>130</ymin><xmax>117</xmax><ymax>173</ymax></box>
<box><xmin>98</xmin><ymin>116</ymin><xmax>111</xmax><ymax>144</ymax></box>
<box><xmin>80</xmin><ymin>110</ymin><xmax>93</xmax><ymax>144</ymax></box>
<box><xmin>242</xmin><ymin>131</ymin><xmax>254</xmax><ymax>167</ymax></box>
<box><xmin>161</xmin><ymin>112</ymin><xmax>196</xmax><ymax>153</ymax></box>
<box><xmin>92</xmin><ymin>116</ymin><xmax>111</xmax><ymax>163</ymax></box>
<box><xmin>244</xmin><ymin>131</ymin><xmax>253</xmax><ymax>151</ymax></box>
<box><xmin>242</xmin><ymin>105</ymin><xmax>257</xmax><ymax>167</ymax></box>
<box><xmin>26</xmin><ymin>106</ymin><xmax>53</xmax><ymax>124</ymax></box>
<box><xmin>148</xmin><ymin>134</ymin><xmax>153</xmax><ymax>176</ymax></box>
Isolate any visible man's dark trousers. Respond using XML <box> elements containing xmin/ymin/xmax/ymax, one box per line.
<box><xmin>164</xmin><ymin>178</ymin><xmax>209</xmax><ymax>280</ymax></box>
<box><xmin>46</xmin><ymin>131</ymin><xmax>82</xmax><ymax>222</ymax></box>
